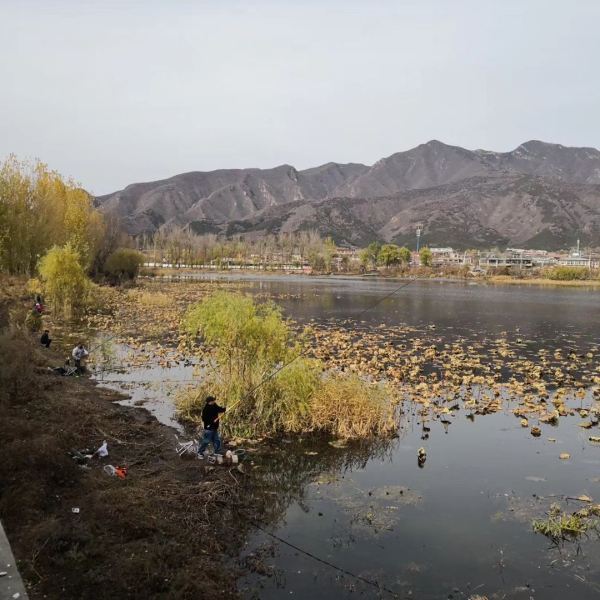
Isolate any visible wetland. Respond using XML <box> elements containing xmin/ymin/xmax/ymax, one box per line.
<box><xmin>78</xmin><ymin>274</ymin><xmax>600</xmax><ymax>599</ymax></box>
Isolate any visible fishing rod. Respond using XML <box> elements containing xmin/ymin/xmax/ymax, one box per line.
<box><xmin>221</xmin><ymin>278</ymin><xmax>416</xmax><ymax>418</ymax></box>
<box><xmin>90</xmin><ymin>277</ymin><xmax>416</xmax><ymax>420</ymax></box>
<box><xmin>87</xmin><ymin>332</ymin><xmax>120</xmax><ymax>354</ymax></box>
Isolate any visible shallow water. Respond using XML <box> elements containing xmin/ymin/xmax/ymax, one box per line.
<box><xmin>94</xmin><ymin>276</ymin><xmax>600</xmax><ymax>598</ymax></box>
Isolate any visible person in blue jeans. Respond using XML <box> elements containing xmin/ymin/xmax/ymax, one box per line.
<box><xmin>197</xmin><ymin>396</ymin><xmax>226</xmax><ymax>459</ymax></box>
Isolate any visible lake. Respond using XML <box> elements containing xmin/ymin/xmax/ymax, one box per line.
<box><xmin>94</xmin><ymin>275</ymin><xmax>600</xmax><ymax>599</ymax></box>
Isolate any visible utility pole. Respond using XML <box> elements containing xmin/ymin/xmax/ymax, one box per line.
<box><xmin>416</xmin><ymin>224</ymin><xmax>422</xmax><ymax>253</ymax></box>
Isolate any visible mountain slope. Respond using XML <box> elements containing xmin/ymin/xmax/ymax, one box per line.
<box><xmin>96</xmin><ymin>140</ymin><xmax>600</xmax><ymax>249</ymax></box>
<box><xmin>218</xmin><ymin>175</ymin><xmax>600</xmax><ymax>249</ymax></box>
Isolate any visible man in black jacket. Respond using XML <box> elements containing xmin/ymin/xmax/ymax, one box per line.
<box><xmin>197</xmin><ymin>396</ymin><xmax>226</xmax><ymax>459</ymax></box>
<box><xmin>40</xmin><ymin>330</ymin><xmax>52</xmax><ymax>348</ymax></box>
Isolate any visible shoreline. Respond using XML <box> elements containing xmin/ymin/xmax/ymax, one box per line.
<box><xmin>0</xmin><ymin>282</ymin><xmax>278</xmax><ymax>600</ymax></box>
<box><xmin>143</xmin><ymin>267</ymin><xmax>600</xmax><ymax>289</ymax></box>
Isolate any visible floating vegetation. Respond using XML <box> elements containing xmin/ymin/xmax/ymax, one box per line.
<box><xmin>532</xmin><ymin>503</ymin><xmax>600</xmax><ymax>543</ymax></box>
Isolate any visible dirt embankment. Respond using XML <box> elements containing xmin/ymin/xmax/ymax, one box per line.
<box><xmin>0</xmin><ymin>282</ymin><xmax>270</xmax><ymax>599</ymax></box>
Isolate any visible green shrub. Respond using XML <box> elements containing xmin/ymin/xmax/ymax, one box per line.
<box><xmin>547</xmin><ymin>266</ymin><xmax>590</xmax><ymax>281</ymax></box>
<box><xmin>419</xmin><ymin>246</ymin><xmax>433</xmax><ymax>267</ymax></box>
<box><xmin>103</xmin><ymin>248</ymin><xmax>145</xmax><ymax>283</ymax></box>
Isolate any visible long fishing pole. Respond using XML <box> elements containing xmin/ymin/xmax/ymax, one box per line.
<box><xmin>221</xmin><ymin>278</ymin><xmax>416</xmax><ymax>417</ymax></box>
<box><xmin>88</xmin><ymin>332</ymin><xmax>120</xmax><ymax>354</ymax></box>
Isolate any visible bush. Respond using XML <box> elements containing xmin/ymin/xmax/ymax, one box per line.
<box><xmin>547</xmin><ymin>266</ymin><xmax>590</xmax><ymax>281</ymax></box>
<box><xmin>37</xmin><ymin>244</ymin><xmax>93</xmax><ymax>318</ymax></box>
<box><xmin>419</xmin><ymin>246</ymin><xmax>433</xmax><ymax>267</ymax></box>
<box><xmin>24</xmin><ymin>310</ymin><xmax>42</xmax><ymax>332</ymax></box>
<box><xmin>103</xmin><ymin>248</ymin><xmax>145</xmax><ymax>283</ymax></box>
<box><xmin>177</xmin><ymin>292</ymin><xmax>398</xmax><ymax>439</ymax></box>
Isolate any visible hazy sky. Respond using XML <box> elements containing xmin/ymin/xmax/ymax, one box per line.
<box><xmin>1</xmin><ymin>0</ymin><xmax>599</xmax><ymax>194</ymax></box>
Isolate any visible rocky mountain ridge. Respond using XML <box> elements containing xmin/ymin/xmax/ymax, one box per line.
<box><xmin>96</xmin><ymin>140</ymin><xmax>600</xmax><ymax>249</ymax></box>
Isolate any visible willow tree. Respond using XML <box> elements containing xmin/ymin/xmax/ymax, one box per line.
<box><xmin>178</xmin><ymin>292</ymin><xmax>319</xmax><ymax>436</ymax></box>
<box><xmin>38</xmin><ymin>244</ymin><xmax>92</xmax><ymax>318</ymax></box>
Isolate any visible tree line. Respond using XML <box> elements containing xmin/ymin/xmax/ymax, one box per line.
<box><xmin>0</xmin><ymin>155</ymin><xmax>439</xmax><ymax>317</ymax></box>
<box><xmin>137</xmin><ymin>226</ymin><xmax>340</xmax><ymax>271</ymax></box>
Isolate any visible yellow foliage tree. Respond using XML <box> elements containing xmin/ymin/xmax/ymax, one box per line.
<box><xmin>37</xmin><ymin>244</ymin><xmax>92</xmax><ymax>318</ymax></box>
<box><xmin>0</xmin><ymin>156</ymin><xmax>105</xmax><ymax>275</ymax></box>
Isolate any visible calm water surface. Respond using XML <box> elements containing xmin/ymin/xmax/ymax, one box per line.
<box><xmin>96</xmin><ymin>276</ymin><xmax>600</xmax><ymax>599</ymax></box>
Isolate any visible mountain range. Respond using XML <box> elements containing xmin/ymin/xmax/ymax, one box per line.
<box><xmin>96</xmin><ymin>140</ymin><xmax>600</xmax><ymax>249</ymax></box>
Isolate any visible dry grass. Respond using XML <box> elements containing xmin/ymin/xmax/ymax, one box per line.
<box><xmin>176</xmin><ymin>368</ymin><xmax>399</xmax><ymax>440</ymax></box>
<box><xmin>488</xmin><ymin>275</ymin><xmax>600</xmax><ymax>287</ymax></box>
<box><xmin>309</xmin><ymin>373</ymin><xmax>398</xmax><ymax>438</ymax></box>
<box><xmin>129</xmin><ymin>289</ymin><xmax>172</xmax><ymax>307</ymax></box>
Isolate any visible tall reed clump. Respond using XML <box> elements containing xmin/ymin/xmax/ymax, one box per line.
<box><xmin>311</xmin><ymin>374</ymin><xmax>398</xmax><ymax>438</ymax></box>
<box><xmin>176</xmin><ymin>291</ymin><xmax>398</xmax><ymax>439</ymax></box>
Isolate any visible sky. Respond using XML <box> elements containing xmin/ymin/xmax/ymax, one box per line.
<box><xmin>1</xmin><ymin>0</ymin><xmax>599</xmax><ymax>195</ymax></box>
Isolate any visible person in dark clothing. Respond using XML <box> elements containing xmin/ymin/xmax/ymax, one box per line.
<box><xmin>197</xmin><ymin>396</ymin><xmax>226</xmax><ymax>458</ymax></box>
<box><xmin>40</xmin><ymin>330</ymin><xmax>52</xmax><ymax>348</ymax></box>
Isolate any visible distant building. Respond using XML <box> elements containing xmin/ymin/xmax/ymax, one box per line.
<box><xmin>558</xmin><ymin>254</ymin><xmax>600</xmax><ymax>268</ymax></box>
<box><xmin>479</xmin><ymin>251</ymin><xmax>534</xmax><ymax>269</ymax></box>
<box><xmin>429</xmin><ymin>247</ymin><xmax>474</xmax><ymax>266</ymax></box>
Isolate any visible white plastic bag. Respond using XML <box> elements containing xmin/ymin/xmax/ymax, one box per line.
<box><xmin>96</xmin><ymin>440</ymin><xmax>108</xmax><ymax>458</ymax></box>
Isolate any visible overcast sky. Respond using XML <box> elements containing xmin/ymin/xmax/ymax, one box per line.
<box><xmin>1</xmin><ymin>0</ymin><xmax>599</xmax><ymax>194</ymax></box>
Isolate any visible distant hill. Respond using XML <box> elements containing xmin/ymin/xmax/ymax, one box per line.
<box><xmin>96</xmin><ymin>140</ymin><xmax>600</xmax><ymax>249</ymax></box>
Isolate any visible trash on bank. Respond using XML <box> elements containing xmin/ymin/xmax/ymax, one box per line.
<box><xmin>68</xmin><ymin>448</ymin><xmax>95</xmax><ymax>464</ymax></box>
<box><xmin>95</xmin><ymin>440</ymin><xmax>108</xmax><ymax>457</ymax></box>
<box><xmin>104</xmin><ymin>464</ymin><xmax>128</xmax><ymax>479</ymax></box>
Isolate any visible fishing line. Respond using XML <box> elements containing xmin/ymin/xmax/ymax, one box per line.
<box><xmin>231</xmin><ymin>278</ymin><xmax>416</xmax><ymax>409</ymax></box>
<box><xmin>248</xmin><ymin>518</ymin><xmax>401</xmax><ymax>597</ymax></box>
<box><xmin>87</xmin><ymin>332</ymin><xmax>120</xmax><ymax>354</ymax></box>
<box><xmin>214</xmin><ymin>497</ymin><xmax>401</xmax><ymax>598</ymax></box>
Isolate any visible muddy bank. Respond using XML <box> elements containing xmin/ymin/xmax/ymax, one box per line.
<box><xmin>0</xmin><ymin>283</ymin><xmax>302</xmax><ymax>599</ymax></box>
<box><xmin>1</xmin><ymin>351</ymin><xmax>245</xmax><ymax>598</ymax></box>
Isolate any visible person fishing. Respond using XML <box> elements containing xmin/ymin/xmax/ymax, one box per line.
<box><xmin>197</xmin><ymin>396</ymin><xmax>226</xmax><ymax>459</ymax></box>
<box><xmin>40</xmin><ymin>329</ymin><xmax>52</xmax><ymax>348</ymax></box>
<box><xmin>72</xmin><ymin>342</ymin><xmax>89</xmax><ymax>374</ymax></box>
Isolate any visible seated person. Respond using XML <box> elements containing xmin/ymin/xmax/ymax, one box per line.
<box><xmin>40</xmin><ymin>330</ymin><xmax>52</xmax><ymax>348</ymax></box>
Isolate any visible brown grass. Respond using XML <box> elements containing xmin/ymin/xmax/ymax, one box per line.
<box><xmin>488</xmin><ymin>275</ymin><xmax>600</xmax><ymax>288</ymax></box>
<box><xmin>309</xmin><ymin>374</ymin><xmax>399</xmax><ymax>438</ymax></box>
